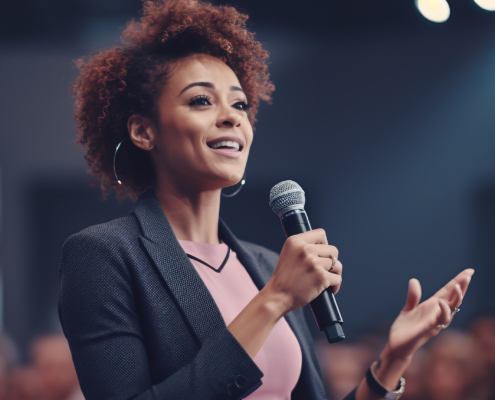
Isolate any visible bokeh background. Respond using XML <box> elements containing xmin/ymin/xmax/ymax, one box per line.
<box><xmin>0</xmin><ymin>0</ymin><xmax>494</xmax><ymax>399</ymax></box>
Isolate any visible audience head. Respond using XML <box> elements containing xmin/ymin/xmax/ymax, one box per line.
<box><xmin>400</xmin><ymin>348</ymin><xmax>427</xmax><ymax>400</ymax></box>
<box><xmin>30</xmin><ymin>334</ymin><xmax>80</xmax><ymax>400</ymax></box>
<box><xmin>469</xmin><ymin>311</ymin><xmax>495</xmax><ymax>400</ymax></box>
<box><xmin>5</xmin><ymin>367</ymin><xmax>39</xmax><ymax>400</ymax></box>
<box><xmin>317</xmin><ymin>340</ymin><xmax>377</xmax><ymax>400</ymax></box>
<box><xmin>0</xmin><ymin>355</ymin><xmax>7</xmax><ymax>400</ymax></box>
<box><xmin>423</xmin><ymin>330</ymin><xmax>476</xmax><ymax>400</ymax></box>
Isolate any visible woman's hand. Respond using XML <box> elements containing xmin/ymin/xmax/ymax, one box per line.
<box><xmin>263</xmin><ymin>229</ymin><xmax>342</xmax><ymax>315</ymax></box>
<box><xmin>385</xmin><ymin>268</ymin><xmax>474</xmax><ymax>361</ymax></box>
<box><xmin>360</xmin><ymin>268</ymin><xmax>475</xmax><ymax>396</ymax></box>
<box><xmin>229</xmin><ymin>228</ymin><xmax>342</xmax><ymax>360</ymax></box>
<box><xmin>356</xmin><ymin>269</ymin><xmax>474</xmax><ymax>399</ymax></box>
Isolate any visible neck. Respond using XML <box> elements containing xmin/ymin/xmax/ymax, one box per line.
<box><xmin>153</xmin><ymin>178</ymin><xmax>222</xmax><ymax>245</ymax></box>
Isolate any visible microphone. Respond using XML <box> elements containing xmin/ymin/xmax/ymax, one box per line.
<box><xmin>269</xmin><ymin>180</ymin><xmax>345</xmax><ymax>344</ymax></box>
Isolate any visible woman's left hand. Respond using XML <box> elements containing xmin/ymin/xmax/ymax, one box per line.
<box><xmin>385</xmin><ymin>268</ymin><xmax>474</xmax><ymax>361</ymax></box>
<box><xmin>356</xmin><ymin>268</ymin><xmax>474</xmax><ymax>399</ymax></box>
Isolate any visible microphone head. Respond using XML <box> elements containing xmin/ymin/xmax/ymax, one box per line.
<box><xmin>269</xmin><ymin>180</ymin><xmax>306</xmax><ymax>216</ymax></box>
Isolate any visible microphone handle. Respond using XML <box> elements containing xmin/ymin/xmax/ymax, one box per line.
<box><xmin>280</xmin><ymin>210</ymin><xmax>345</xmax><ymax>344</ymax></box>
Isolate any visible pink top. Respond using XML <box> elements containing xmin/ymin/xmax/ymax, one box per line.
<box><xmin>178</xmin><ymin>240</ymin><xmax>302</xmax><ymax>400</ymax></box>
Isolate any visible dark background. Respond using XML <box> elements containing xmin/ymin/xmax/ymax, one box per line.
<box><xmin>0</xmin><ymin>0</ymin><xmax>494</xmax><ymax>358</ymax></box>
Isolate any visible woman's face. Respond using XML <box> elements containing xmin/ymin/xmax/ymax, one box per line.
<box><xmin>149</xmin><ymin>53</ymin><xmax>253</xmax><ymax>192</ymax></box>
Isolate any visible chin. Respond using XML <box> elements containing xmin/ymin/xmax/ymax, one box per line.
<box><xmin>219</xmin><ymin>173</ymin><xmax>244</xmax><ymax>189</ymax></box>
<box><xmin>211</xmin><ymin>166</ymin><xmax>243</xmax><ymax>183</ymax></box>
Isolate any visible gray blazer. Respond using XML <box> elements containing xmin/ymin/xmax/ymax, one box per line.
<box><xmin>58</xmin><ymin>188</ymin><xmax>357</xmax><ymax>400</ymax></box>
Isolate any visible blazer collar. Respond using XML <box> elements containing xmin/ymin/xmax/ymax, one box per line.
<box><xmin>131</xmin><ymin>189</ymin><xmax>323</xmax><ymax>395</ymax></box>
<box><xmin>131</xmin><ymin>189</ymin><xmax>270</xmax><ymax>343</ymax></box>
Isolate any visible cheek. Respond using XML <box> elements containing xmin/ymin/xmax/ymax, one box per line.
<box><xmin>243</xmin><ymin>124</ymin><xmax>254</xmax><ymax>150</ymax></box>
<box><xmin>160</xmin><ymin>113</ymin><xmax>207</xmax><ymax>148</ymax></box>
<box><xmin>158</xmin><ymin>114</ymin><xmax>214</xmax><ymax>169</ymax></box>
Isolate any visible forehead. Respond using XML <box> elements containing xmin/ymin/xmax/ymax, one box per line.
<box><xmin>167</xmin><ymin>54</ymin><xmax>241</xmax><ymax>92</ymax></box>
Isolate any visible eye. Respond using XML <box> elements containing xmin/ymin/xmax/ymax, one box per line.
<box><xmin>189</xmin><ymin>95</ymin><xmax>211</xmax><ymax>106</ymax></box>
<box><xmin>233</xmin><ymin>101</ymin><xmax>251</xmax><ymax>111</ymax></box>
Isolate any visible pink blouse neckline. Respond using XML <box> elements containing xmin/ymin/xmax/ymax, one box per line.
<box><xmin>178</xmin><ymin>239</ymin><xmax>302</xmax><ymax>400</ymax></box>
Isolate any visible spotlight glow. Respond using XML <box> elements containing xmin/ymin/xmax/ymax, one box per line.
<box><xmin>474</xmin><ymin>0</ymin><xmax>495</xmax><ymax>11</ymax></box>
<box><xmin>416</xmin><ymin>0</ymin><xmax>450</xmax><ymax>23</ymax></box>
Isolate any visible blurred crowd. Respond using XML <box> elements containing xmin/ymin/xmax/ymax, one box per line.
<box><xmin>0</xmin><ymin>312</ymin><xmax>494</xmax><ymax>399</ymax></box>
<box><xmin>317</xmin><ymin>312</ymin><xmax>495</xmax><ymax>400</ymax></box>
<box><xmin>0</xmin><ymin>334</ymin><xmax>83</xmax><ymax>400</ymax></box>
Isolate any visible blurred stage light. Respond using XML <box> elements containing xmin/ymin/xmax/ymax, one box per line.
<box><xmin>474</xmin><ymin>0</ymin><xmax>495</xmax><ymax>11</ymax></box>
<box><xmin>415</xmin><ymin>0</ymin><xmax>451</xmax><ymax>23</ymax></box>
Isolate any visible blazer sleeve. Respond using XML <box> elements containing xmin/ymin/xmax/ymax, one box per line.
<box><xmin>58</xmin><ymin>232</ymin><xmax>263</xmax><ymax>400</ymax></box>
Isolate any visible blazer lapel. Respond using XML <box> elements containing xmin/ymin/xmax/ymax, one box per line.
<box><xmin>217</xmin><ymin>219</ymin><xmax>270</xmax><ymax>291</ymax></box>
<box><xmin>132</xmin><ymin>189</ymin><xmax>303</xmax><ymax>355</ymax></box>
<box><xmin>132</xmin><ymin>189</ymin><xmax>226</xmax><ymax>344</ymax></box>
<box><xmin>218</xmin><ymin>219</ymin><xmax>304</xmax><ymax>351</ymax></box>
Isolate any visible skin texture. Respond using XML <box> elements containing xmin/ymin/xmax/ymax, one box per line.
<box><xmin>72</xmin><ymin>0</ymin><xmax>275</xmax><ymax>203</ymax></box>
<box><xmin>128</xmin><ymin>53</ymin><xmax>474</xmax><ymax>400</ymax></box>
<box><xmin>129</xmin><ymin>54</ymin><xmax>252</xmax><ymax>244</ymax></box>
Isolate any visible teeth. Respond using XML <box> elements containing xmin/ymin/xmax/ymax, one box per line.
<box><xmin>211</xmin><ymin>140</ymin><xmax>240</xmax><ymax>150</ymax></box>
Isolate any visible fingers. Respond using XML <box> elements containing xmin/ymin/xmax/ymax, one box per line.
<box><xmin>296</xmin><ymin>242</ymin><xmax>338</xmax><ymax>264</ymax></box>
<box><xmin>437</xmin><ymin>298</ymin><xmax>451</xmax><ymax>326</ymax></box>
<box><xmin>460</xmin><ymin>269</ymin><xmax>475</xmax><ymax>293</ymax></box>
<box><xmin>402</xmin><ymin>278</ymin><xmax>422</xmax><ymax>312</ymax></box>
<box><xmin>435</xmin><ymin>269</ymin><xmax>474</xmax><ymax>300</ymax></box>
<box><xmin>315</xmin><ymin>257</ymin><xmax>342</xmax><ymax>294</ymax></box>
<box><xmin>291</xmin><ymin>228</ymin><xmax>329</xmax><ymax>245</ymax></box>
<box><xmin>331</xmin><ymin>283</ymin><xmax>342</xmax><ymax>295</ymax></box>
<box><xmin>287</xmin><ymin>230</ymin><xmax>338</xmax><ymax>262</ymax></box>
<box><xmin>316</xmin><ymin>256</ymin><xmax>342</xmax><ymax>273</ymax></box>
<box><xmin>275</xmin><ymin>229</ymin><xmax>342</xmax><ymax>312</ymax></box>
<box><xmin>450</xmin><ymin>283</ymin><xmax>463</xmax><ymax>309</ymax></box>
<box><xmin>325</xmin><ymin>267</ymin><xmax>343</xmax><ymax>294</ymax></box>
<box><xmin>433</xmin><ymin>269</ymin><xmax>473</xmax><ymax>316</ymax></box>
<box><xmin>286</xmin><ymin>229</ymin><xmax>343</xmax><ymax>294</ymax></box>
<box><xmin>312</xmin><ymin>243</ymin><xmax>339</xmax><ymax>260</ymax></box>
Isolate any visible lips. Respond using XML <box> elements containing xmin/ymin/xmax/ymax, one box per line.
<box><xmin>206</xmin><ymin>136</ymin><xmax>244</xmax><ymax>151</ymax></box>
<box><xmin>206</xmin><ymin>136</ymin><xmax>245</xmax><ymax>159</ymax></box>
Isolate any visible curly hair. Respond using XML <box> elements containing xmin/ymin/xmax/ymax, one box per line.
<box><xmin>73</xmin><ymin>0</ymin><xmax>274</xmax><ymax>202</ymax></box>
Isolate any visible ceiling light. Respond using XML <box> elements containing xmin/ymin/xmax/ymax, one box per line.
<box><xmin>416</xmin><ymin>0</ymin><xmax>451</xmax><ymax>23</ymax></box>
<box><xmin>473</xmin><ymin>0</ymin><xmax>495</xmax><ymax>11</ymax></box>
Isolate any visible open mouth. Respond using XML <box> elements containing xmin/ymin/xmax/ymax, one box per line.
<box><xmin>206</xmin><ymin>138</ymin><xmax>244</xmax><ymax>152</ymax></box>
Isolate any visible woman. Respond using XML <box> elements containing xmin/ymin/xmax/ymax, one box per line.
<box><xmin>58</xmin><ymin>0</ymin><xmax>474</xmax><ymax>399</ymax></box>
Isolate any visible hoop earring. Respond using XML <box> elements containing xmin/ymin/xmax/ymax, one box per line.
<box><xmin>114</xmin><ymin>137</ymin><xmax>153</xmax><ymax>184</ymax></box>
<box><xmin>222</xmin><ymin>172</ymin><xmax>247</xmax><ymax>198</ymax></box>
<box><xmin>113</xmin><ymin>138</ymin><xmax>128</xmax><ymax>185</ymax></box>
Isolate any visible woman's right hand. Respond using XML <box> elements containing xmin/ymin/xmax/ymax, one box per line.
<box><xmin>263</xmin><ymin>229</ymin><xmax>342</xmax><ymax>315</ymax></box>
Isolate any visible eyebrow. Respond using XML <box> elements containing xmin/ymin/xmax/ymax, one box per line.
<box><xmin>179</xmin><ymin>81</ymin><xmax>244</xmax><ymax>95</ymax></box>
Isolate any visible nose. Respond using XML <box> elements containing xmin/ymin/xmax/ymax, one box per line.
<box><xmin>216</xmin><ymin>103</ymin><xmax>241</xmax><ymax>129</ymax></box>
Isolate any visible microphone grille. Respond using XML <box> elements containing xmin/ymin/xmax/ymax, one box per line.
<box><xmin>269</xmin><ymin>180</ymin><xmax>305</xmax><ymax>216</ymax></box>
